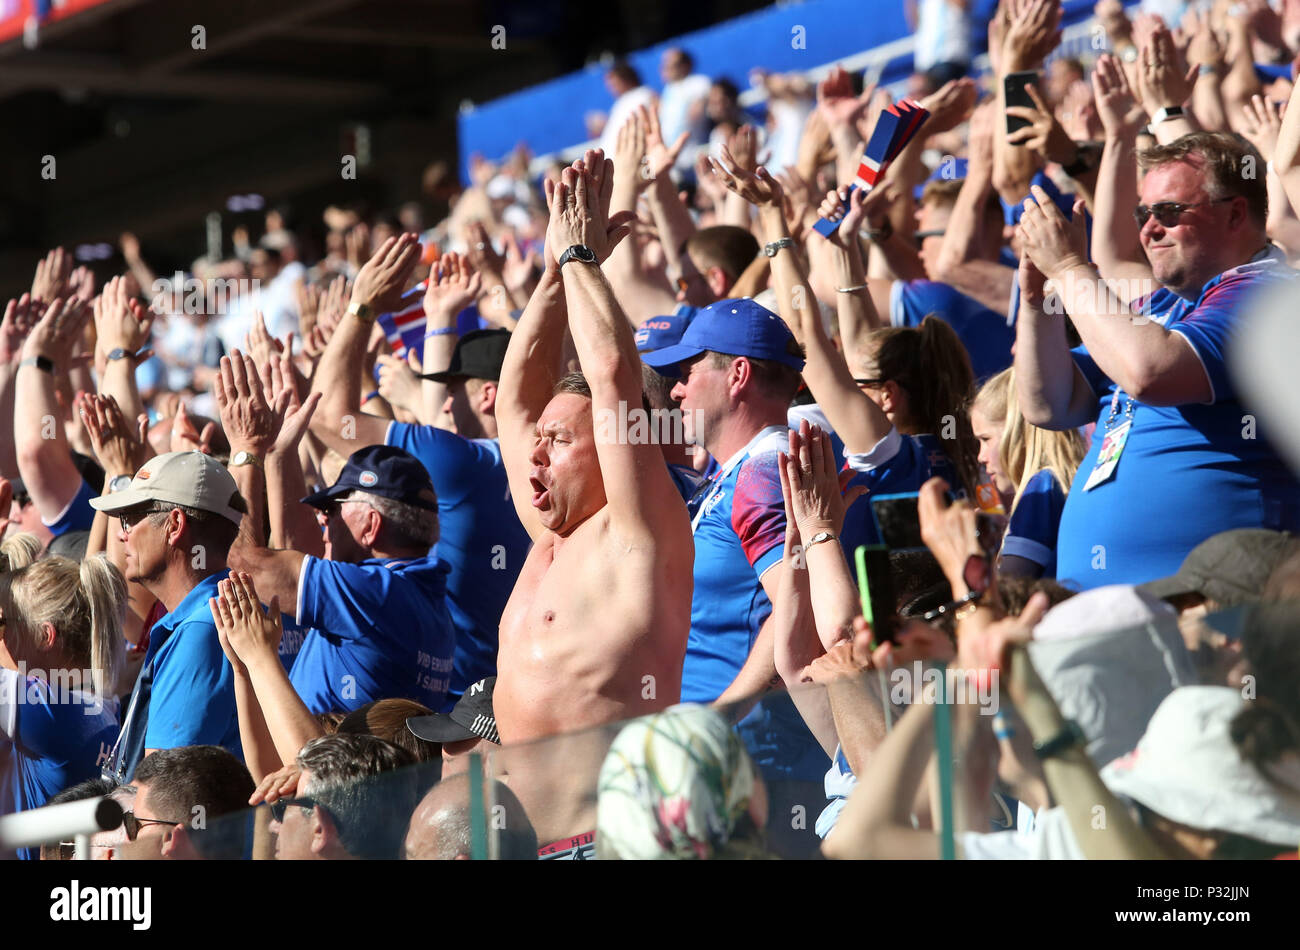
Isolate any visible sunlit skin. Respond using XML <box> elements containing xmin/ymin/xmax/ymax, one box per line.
<box><xmin>970</xmin><ymin>405</ymin><xmax>1015</xmax><ymax>505</ymax></box>
<box><xmin>1137</xmin><ymin>160</ymin><xmax>1259</xmax><ymax>300</ymax></box>
<box><xmin>526</xmin><ymin>393</ymin><xmax>607</xmax><ymax>536</ymax></box>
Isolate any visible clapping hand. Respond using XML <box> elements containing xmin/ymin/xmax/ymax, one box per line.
<box><xmin>543</xmin><ymin>149</ymin><xmax>636</xmax><ymax>264</ymax></box>
<box><xmin>778</xmin><ymin>420</ymin><xmax>867</xmax><ymax>541</ymax></box>
<box><xmin>209</xmin><ymin>571</ymin><xmax>283</xmax><ymax>675</ymax></box>
<box><xmin>351</xmin><ymin>233</ymin><xmax>422</xmax><ymax>315</ymax></box>
<box><xmin>77</xmin><ymin>391</ymin><xmax>151</xmax><ymax>477</ymax></box>
<box><xmin>0</xmin><ymin>294</ymin><xmax>41</xmax><ymax>364</ymax></box>
<box><xmin>214</xmin><ymin>349</ymin><xmax>286</xmax><ymax>457</ymax></box>
<box><xmin>1016</xmin><ymin>188</ymin><xmax>1089</xmax><ymax>282</ymax></box>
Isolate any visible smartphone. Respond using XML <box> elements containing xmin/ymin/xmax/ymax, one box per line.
<box><xmin>855</xmin><ymin>544</ymin><xmax>900</xmax><ymax>644</ymax></box>
<box><xmin>1004</xmin><ymin>70</ymin><xmax>1039</xmax><ymax>139</ymax></box>
<box><xmin>871</xmin><ymin>492</ymin><xmax>929</xmax><ymax>553</ymax></box>
<box><xmin>872</xmin><ymin>491</ymin><xmax>1007</xmax><ymax>558</ymax></box>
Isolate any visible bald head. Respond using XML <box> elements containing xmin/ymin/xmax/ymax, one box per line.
<box><xmin>404</xmin><ymin>774</ymin><xmax>537</xmax><ymax>860</ymax></box>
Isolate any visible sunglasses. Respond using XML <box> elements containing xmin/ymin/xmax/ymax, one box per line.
<box><xmin>269</xmin><ymin>795</ymin><xmax>320</xmax><ymax>824</ymax></box>
<box><xmin>118</xmin><ymin>506</ymin><xmax>166</xmax><ymax>535</ymax></box>
<box><xmin>122</xmin><ymin>811</ymin><xmax>181</xmax><ymax>841</ymax></box>
<box><xmin>853</xmin><ymin>377</ymin><xmax>884</xmax><ymax>387</ymax></box>
<box><xmin>1133</xmin><ymin>197</ymin><xmax>1234</xmax><ymax>228</ymax></box>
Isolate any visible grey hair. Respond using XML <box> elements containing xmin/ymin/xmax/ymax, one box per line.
<box><xmin>344</xmin><ymin>490</ymin><xmax>439</xmax><ymax>550</ymax></box>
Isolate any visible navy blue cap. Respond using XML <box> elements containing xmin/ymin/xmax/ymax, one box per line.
<box><xmin>640</xmin><ymin>298</ymin><xmax>804</xmax><ymax>377</ymax></box>
<box><xmin>301</xmin><ymin>445</ymin><xmax>438</xmax><ymax>511</ymax></box>
<box><xmin>635</xmin><ymin>313</ymin><xmax>693</xmax><ymax>353</ymax></box>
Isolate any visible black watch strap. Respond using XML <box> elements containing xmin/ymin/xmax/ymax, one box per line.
<box><xmin>1033</xmin><ymin>719</ymin><xmax>1087</xmax><ymax>761</ymax></box>
<box><xmin>19</xmin><ymin>355</ymin><xmax>54</xmax><ymax>374</ymax></box>
<box><xmin>558</xmin><ymin>245</ymin><xmax>597</xmax><ymax>268</ymax></box>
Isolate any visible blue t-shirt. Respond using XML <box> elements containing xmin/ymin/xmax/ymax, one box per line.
<box><xmin>668</xmin><ymin>462</ymin><xmax>707</xmax><ymax>503</ymax></box>
<box><xmin>683</xmin><ymin>426</ymin><xmax>829</xmax><ymax>782</ymax></box>
<box><xmin>141</xmin><ymin>571</ymin><xmax>242</xmax><ymax>755</ymax></box>
<box><xmin>44</xmin><ymin>479</ymin><xmax>96</xmax><ymax>537</ymax></box>
<box><xmin>1002</xmin><ymin>469</ymin><xmax>1067</xmax><ymax>577</ymax></box>
<box><xmin>278</xmin><ymin>615</ymin><xmax>308</xmax><ymax>674</ymax></box>
<box><xmin>840</xmin><ymin>430</ymin><xmax>961</xmax><ymax>552</ymax></box>
<box><xmin>1056</xmin><ymin>252</ymin><xmax>1300</xmax><ymax>589</ymax></box>
<box><xmin>1</xmin><ymin>669</ymin><xmax>119</xmax><ymax>858</ymax></box>
<box><xmin>291</xmin><ymin>554</ymin><xmax>455</xmax><ymax>714</ymax></box>
<box><xmin>386</xmin><ymin>424</ymin><xmax>531</xmax><ymax>701</ymax></box>
<box><xmin>891</xmin><ymin>279</ymin><xmax>1015</xmax><ymax>383</ymax></box>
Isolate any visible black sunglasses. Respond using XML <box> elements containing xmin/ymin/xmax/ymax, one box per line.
<box><xmin>118</xmin><ymin>506</ymin><xmax>167</xmax><ymax>535</ymax></box>
<box><xmin>1133</xmin><ymin>197</ymin><xmax>1234</xmax><ymax>228</ymax></box>
<box><xmin>122</xmin><ymin>811</ymin><xmax>181</xmax><ymax>841</ymax></box>
<box><xmin>853</xmin><ymin>377</ymin><xmax>884</xmax><ymax>387</ymax></box>
<box><xmin>270</xmin><ymin>795</ymin><xmax>320</xmax><ymax>824</ymax></box>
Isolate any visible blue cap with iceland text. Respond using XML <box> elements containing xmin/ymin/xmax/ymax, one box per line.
<box><xmin>635</xmin><ymin>313</ymin><xmax>694</xmax><ymax>353</ymax></box>
<box><xmin>640</xmin><ymin>298</ymin><xmax>805</xmax><ymax>377</ymax></box>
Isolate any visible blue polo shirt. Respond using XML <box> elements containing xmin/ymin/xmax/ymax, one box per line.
<box><xmin>891</xmin><ymin>280</ymin><xmax>1015</xmax><ymax>382</ymax></box>
<box><xmin>1</xmin><ymin>669</ymin><xmax>119</xmax><ymax>859</ymax></box>
<box><xmin>103</xmin><ymin>570</ymin><xmax>242</xmax><ymax>785</ymax></box>
<box><xmin>840</xmin><ymin>429</ymin><xmax>961</xmax><ymax>552</ymax></box>
<box><xmin>1002</xmin><ymin>469</ymin><xmax>1067</xmax><ymax>577</ymax></box>
<box><xmin>386</xmin><ymin>423</ymin><xmax>531</xmax><ymax>703</ymax></box>
<box><xmin>290</xmin><ymin>554</ymin><xmax>455</xmax><ymax>714</ymax></box>
<box><xmin>684</xmin><ymin>425</ymin><xmax>829</xmax><ymax>783</ymax></box>
<box><xmin>1056</xmin><ymin>251</ymin><xmax>1300</xmax><ymax>589</ymax></box>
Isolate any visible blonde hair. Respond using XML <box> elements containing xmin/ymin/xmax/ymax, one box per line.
<box><xmin>974</xmin><ymin>367</ymin><xmax>1088</xmax><ymax>517</ymax></box>
<box><xmin>0</xmin><ymin>533</ymin><xmax>41</xmax><ymax>574</ymax></box>
<box><xmin>0</xmin><ymin>554</ymin><xmax>125</xmax><ymax>697</ymax></box>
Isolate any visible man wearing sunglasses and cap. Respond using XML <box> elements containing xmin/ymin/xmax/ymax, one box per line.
<box><xmin>1015</xmin><ymin>129</ymin><xmax>1300</xmax><ymax>591</ymax></box>
<box><xmin>305</xmin><ymin>235</ymin><xmax>530</xmax><ymax>710</ymax></box>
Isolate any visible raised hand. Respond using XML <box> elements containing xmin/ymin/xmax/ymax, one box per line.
<box><xmin>1241</xmin><ymin>94</ymin><xmax>1286</xmax><ymax>162</ymax></box>
<box><xmin>248</xmin><ymin>764</ymin><xmax>303</xmax><ymax>806</ymax></box>
<box><xmin>918</xmin><ymin>77</ymin><xmax>978</xmax><ymax>135</ymax></box>
<box><xmin>1091</xmin><ymin>54</ymin><xmax>1148</xmax><ymax>139</ymax></box>
<box><xmin>169</xmin><ymin>400</ymin><xmax>216</xmax><ymax>455</ymax></box>
<box><xmin>0</xmin><ymin>294</ymin><xmax>41</xmax><ymax>364</ymax></box>
<box><xmin>21</xmin><ymin>296</ymin><xmax>91</xmax><ymax>365</ymax></box>
<box><xmin>465</xmin><ymin>219</ymin><xmax>507</xmax><ymax>277</ymax></box>
<box><xmin>377</xmin><ymin>351</ymin><xmax>422</xmax><ymax>413</ymax></box>
<box><xmin>501</xmin><ymin>231</ymin><xmax>541</xmax><ymax>297</ymax></box>
<box><xmin>708</xmin><ymin>147</ymin><xmax>783</xmax><ymax>207</ymax></box>
<box><xmin>1136</xmin><ymin>23</ymin><xmax>1197</xmax><ymax>110</ymax></box>
<box><xmin>31</xmin><ymin>247</ymin><xmax>72</xmax><ymax>304</ymax></box>
<box><xmin>1005</xmin><ymin>83</ymin><xmax>1079</xmax><ymax>166</ymax></box>
<box><xmin>209</xmin><ymin>571</ymin><xmax>283</xmax><ymax>670</ymax></box>
<box><xmin>67</xmin><ymin>266</ymin><xmax>96</xmax><ymax>304</ymax></box>
<box><xmin>244</xmin><ymin>310</ymin><xmax>284</xmax><ymax>370</ymax></box>
<box><xmin>644</xmin><ymin>104</ymin><xmax>690</xmax><ymax>181</ymax></box>
<box><xmin>1002</xmin><ymin>0</ymin><xmax>1063</xmax><ymax>73</ymax></box>
<box><xmin>214</xmin><ymin>349</ymin><xmax>285</xmax><ymax>457</ymax></box>
<box><xmin>1017</xmin><ymin>190</ymin><xmax>1089</xmax><ymax>281</ymax></box>
<box><xmin>544</xmin><ymin>150</ymin><xmax>636</xmax><ymax>263</ymax></box>
<box><xmin>423</xmin><ymin>251</ymin><xmax>483</xmax><ymax>325</ymax></box>
<box><xmin>816</xmin><ymin>185</ymin><xmax>869</xmax><ymax>248</ymax></box>
<box><xmin>351</xmin><ymin>233</ymin><xmax>422</xmax><ymax>315</ymax></box>
<box><xmin>317</xmin><ymin>274</ymin><xmax>349</xmax><ymax>337</ymax></box>
<box><xmin>614</xmin><ymin>106</ymin><xmax>651</xmax><ymax>193</ymax></box>
<box><xmin>94</xmin><ymin>275</ymin><xmax>154</xmax><ymax>356</ymax></box>
<box><xmin>816</xmin><ymin>65</ymin><xmax>874</xmax><ymax>131</ymax></box>
<box><xmin>268</xmin><ymin>354</ymin><xmax>320</xmax><ymax>457</ymax></box>
<box><xmin>778</xmin><ymin>421</ymin><xmax>867</xmax><ymax>539</ymax></box>
<box><xmin>77</xmin><ymin>391</ymin><xmax>151</xmax><ymax>477</ymax></box>
<box><xmin>295</xmin><ymin>278</ymin><xmax>322</xmax><ymax>341</ymax></box>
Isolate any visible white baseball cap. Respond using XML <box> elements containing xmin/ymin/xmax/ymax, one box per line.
<box><xmin>1101</xmin><ymin>686</ymin><xmax>1300</xmax><ymax>847</ymax></box>
<box><xmin>89</xmin><ymin>451</ymin><xmax>246</xmax><ymax>526</ymax></box>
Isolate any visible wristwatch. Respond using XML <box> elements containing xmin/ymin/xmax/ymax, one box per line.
<box><xmin>19</xmin><ymin>355</ymin><xmax>54</xmax><ymax>374</ymax></box>
<box><xmin>558</xmin><ymin>245</ymin><xmax>598</xmax><ymax>268</ymax></box>
<box><xmin>763</xmin><ymin>237</ymin><xmax>795</xmax><ymax>258</ymax></box>
<box><xmin>108</xmin><ymin>474</ymin><xmax>133</xmax><ymax>493</ymax></box>
<box><xmin>230</xmin><ymin>450</ymin><xmax>264</xmax><ymax>470</ymax></box>
<box><xmin>804</xmin><ymin>530</ymin><xmax>837</xmax><ymax>550</ymax></box>
<box><xmin>347</xmin><ymin>300</ymin><xmax>374</xmax><ymax>323</ymax></box>
<box><xmin>106</xmin><ymin>347</ymin><xmax>133</xmax><ymax>362</ymax></box>
<box><xmin>1151</xmin><ymin>105</ymin><xmax>1185</xmax><ymax>126</ymax></box>
<box><xmin>1033</xmin><ymin>719</ymin><xmax>1088</xmax><ymax>761</ymax></box>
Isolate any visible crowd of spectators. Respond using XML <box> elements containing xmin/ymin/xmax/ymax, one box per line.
<box><xmin>3</xmin><ymin>0</ymin><xmax>1300</xmax><ymax>861</ymax></box>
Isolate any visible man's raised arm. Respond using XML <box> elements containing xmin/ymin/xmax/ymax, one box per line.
<box><xmin>308</xmin><ymin>234</ymin><xmax>421</xmax><ymax>457</ymax></box>
<box><xmin>550</xmin><ymin>151</ymin><xmax>686</xmax><ymax>533</ymax></box>
<box><xmin>496</xmin><ymin>243</ymin><xmax>569</xmax><ymax>541</ymax></box>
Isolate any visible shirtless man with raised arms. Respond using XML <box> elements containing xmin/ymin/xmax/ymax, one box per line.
<box><xmin>493</xmin><ymin>150</ymin><xmax>694</xmax><ymax>853</ymax></box>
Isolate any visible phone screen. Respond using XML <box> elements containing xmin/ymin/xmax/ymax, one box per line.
<box><xmin>855</xmin><ymin>544</ymin><xmax>899</xmax><ymax>644</ymax></box>
<box><xmin>1004</xmin><ymin>70</ymin><xmax>1039</xmax><ymax>138</ymax></box>
<box><xmin>871</xmin><ymin>492</ymin><xmax>927</xmax><ymax>552</ymax></box>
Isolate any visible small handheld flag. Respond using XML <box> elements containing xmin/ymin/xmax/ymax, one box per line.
<box><xmin>813</xmin><ymin>99</ymin><xmax>930</xmax><ymax>238</ymax></box>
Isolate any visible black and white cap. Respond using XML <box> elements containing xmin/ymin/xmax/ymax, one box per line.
<box><xmin>406</xmin><ymin>676</ymin><xmax>499</xmax><ymax>745</ymax></box>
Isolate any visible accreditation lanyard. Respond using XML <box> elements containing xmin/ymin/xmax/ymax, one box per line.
<box><xmin>1082</xmin><ymin>386</ymin><xmax>1136</xmax><ymax>492</ymax></box>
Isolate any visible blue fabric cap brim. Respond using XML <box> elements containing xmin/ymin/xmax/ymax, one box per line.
<box><xmin>641</xmin><ymin>342</ymin><xmax>707</xmax><ymax>377</ymax></box>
